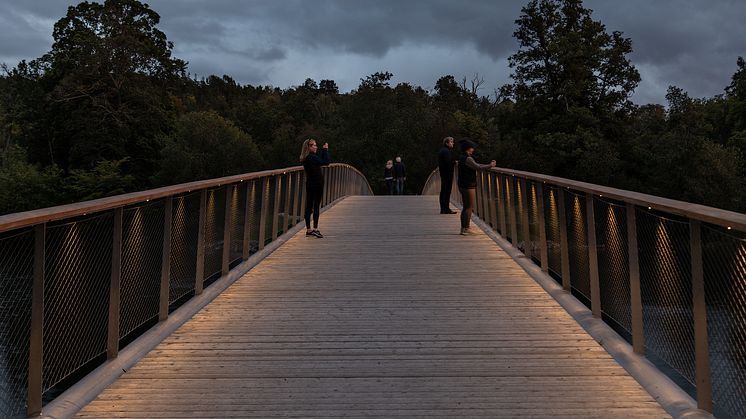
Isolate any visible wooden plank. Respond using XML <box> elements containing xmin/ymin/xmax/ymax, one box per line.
<box><xmin>76</xmin><ymin>196</ymin><xmax>670</xmax><ymax>418</ymax></box>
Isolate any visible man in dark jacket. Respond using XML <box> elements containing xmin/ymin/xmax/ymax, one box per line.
<box><xmin>438</xmin><ymin>136</ymin><xmax>457</xmax><ymax>213</ymax></box>
<box><xmin>393</xmin><ymin>157</ymin><xmax>406</xmax><ymax>195</ymax></box>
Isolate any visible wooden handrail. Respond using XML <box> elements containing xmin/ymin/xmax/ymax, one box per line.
<box><xmin>488</xmin><ymin>167</ymin><xmax>746</xmax><ymax>231</ymax></box>
<box><xmin>0</xmin><ymin>163</ymin><xmax>365</xmax><ymax>233</ymax></box>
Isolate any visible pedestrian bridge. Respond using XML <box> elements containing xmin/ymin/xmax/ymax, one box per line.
<box><xmin>0</xmin><ymin>164</ymin><xmax>744</xmax><ymax>418</ymax></box>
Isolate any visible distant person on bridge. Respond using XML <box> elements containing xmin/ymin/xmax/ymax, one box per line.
<box><xmin>393</xmin><ymin>156</ymin><xmax>406</xmax><ymax>195</ymax></box>
<box><xmin>438</xmin><ymin>136</ymin><xmax>457</xmax><ymax>214</ymax></box>
<box><xmin>384</xmin><ymin>160</ymin><xmax>395</xmax><ymax>195</ymax></box>
<box><xmin>457</xmin><ymin>139</ymin><xmax>496</xmax><ymax>235</ymax></box>
<box><xmin>300</xmin><ymin>138</ymin><xmax>331</xmax><ymax>238</ymax></box>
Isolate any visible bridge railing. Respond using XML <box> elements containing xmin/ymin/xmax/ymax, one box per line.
<box><xmin>0</xmin><ymin>163</ymin><xmax>372</xmax><ymax>418</ymax></box>
<box><xmin>424</xmin><ymin>167</ymin><xmax>746</xmax><ymax>419</ymax></box>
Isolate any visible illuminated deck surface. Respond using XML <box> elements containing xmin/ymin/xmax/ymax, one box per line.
<box><xmin>76</xmin><ymin>196</ymin><xmax>670</xmax><ymax>418</ymax></box>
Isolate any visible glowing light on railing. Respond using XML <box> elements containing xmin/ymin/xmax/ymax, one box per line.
<box><xmin>648</xmin><ymin>207</ymin><xmax>652</xmax><ymax>210</ymax></box>
<box><xmin>727</xmin><ymin>226</ymin><xmax>732</xmax><ymax>230</ymax></box>
<box><xmin>207</xmin><ymin>190</ymin><xmax>217</xmax><ymax>227</ymax></box>
<box><xmin>126</xmin><ymin>208</ymin><xmax>145</xmax><ymax>278</ymax></box>
<box><xmin>605</xmin><ymin>206</ymin><xmax>625</xmax><ymax>281</ymax></box>
<box><xmin>653</xmin><ymin>219</ymin><xmax>677</xmax><ymax>294</ymax></box>
<box><xmin>572</xmin><ymin>194</ymin><xmax>586</xmax><ymax>240</ymax></box>
<box><xmin>60</xmin><ymin>222</ymin><xmax>83</xmax><ymax>288</ymax></box>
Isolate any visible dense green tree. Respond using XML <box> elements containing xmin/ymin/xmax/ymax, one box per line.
<box><xmin>31</xmin><ymin>0</ymin><xmax>186</xmax><ymax>183</ymax></box>
<box><xmin>507</xmin><ymin>0</ymin><xmax>639</xmax><ymax>114</ymax></box>
<box><xmin>65</xmin><ymin>159</ymin><xmax>136</xmax><ymax>201</ymax></box>
<box><xmin>2</xmin><ymin>0</ymin><xmax>746</xmax><ymax>215</ymax></box>
<box><xmin>154</xmin><ymin>111</ymin><xmax>263</xmax><ymax>185</ymax></box>
<box><xmin>0</xmin><ymin>145</ymin><xmax>63</xmax><ymax>214</ymax></box>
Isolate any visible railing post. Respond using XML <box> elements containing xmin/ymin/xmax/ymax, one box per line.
<box><xmin>258</xmin><ymin>177</ymin><xmax>269</xmax><ymax>250</ymax></box>
<box><xmin>626</xmin><ymin>203</ymin><xmax>645</xmax><ymax>355</ymax></box>
<box><xmin>27</xmin><ymin>223</ymin><xmax>45</xmax><ymax>417</ymax></box>
<box><xmin>558</xmin><ymin>188</ymin><xmax>571</xmax><ymax>291</ymax></box>
<box><xmin>194</xmin><ymin>190</ymin><xmax>207</xmax><ymax>295</ymax></box>
<box><xmin>322</xmin><ymin>167</ymin><xmax>329</xmax><ymax>206</ymax></box>
<box><xmin>520</xmin><ymin>178</ymin><xmax>531</xmax><ymax>257</ymax></box>
<box><xmin>107</xmin><ymin>207</ymin><xmax>123</xmax><ymax>359</ymax></box>
<box><xmin>475</xmin><ymin>171</ymin><xmax>483</xmax><ymax>218</ymax></box>
<box><xmin>586</xmin><ymin>193</ymin><xmax>601</xmax><ymax>318</ymax></box>
<box><xmin>292</xmin><ymin>172</ymin><xmax>301</xmax><ymax>223</ymax></box>
<box><xmin>299</xmin><ymin>174</ymin><xmax>307</xmax><ymax>228</ymax></box>
<box><xmin>221</xmin><ymin>185</ymin><xmax>233</xmax><ymax>277</ymax></box>
<box><xmin>481</xmin><ymin>172</ymin><xmax>491</xmax><ymax>226</ymax></box>
<box><xmin>242</xmin><ymin>181</ymin><xmax>253</xmax><ymax>261</ymax></box>
<box><xmin>498</xmin><ymin>174</ymin><xmax>507</xmax><ymax>236</ymax></box>
<box><xmin>536</xmin><ymin>183</ymin><xmax>549</xmax><ymax>272</ymax></box>
<box><xmin>488</xmin><ymin>173</ymin><xmax>497</xmax><ymax>230</ymax></box>
<box><xmin>272</xmin><ymin>175</ymin><xmax>281</xmax><ymax>241</ymax></box>
<box><xmin>331</xmin><ymin>166</ymin><xmax>337</xmax><ymax>201</ymax></box>
<box><xmin>159</xmin><ymin>197</ymin><xmax>173</xmax><ymax>321</ymax></box>
<box><xmin>689</xmin><ymin>219</ymin><xmax>713</xmax><ymax>412</ymax></box>
<box><xmin>508</xmin><ymin>176</ymin><xmax>518</xmax><ymax>246</ymax></box>
<box><xmin>284</xmin><ymin>173</ymin><xmax>292</xmax><ymax>232</ymax></box>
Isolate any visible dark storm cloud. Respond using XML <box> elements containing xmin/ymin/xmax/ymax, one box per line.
<box><xmin>1</xmin><ymin>0</ymin><xmax>744</xmax><ymax>103</ymax></box>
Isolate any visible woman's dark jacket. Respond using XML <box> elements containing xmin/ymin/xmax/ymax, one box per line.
<box><xmin>457</xmin><ymin>155</ymin><xmax>477</xmax><ymax>188</ymax></box>
<box><xmin>303</xmin><ymin>149</ymin><xmax>331</xmax><ymax>187</ymax></box>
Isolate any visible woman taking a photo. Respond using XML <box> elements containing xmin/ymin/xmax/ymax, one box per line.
<box><xmin>299</xmin><ymin>138</ymin><xmax>331</xmax><ymax>238</ymax></box>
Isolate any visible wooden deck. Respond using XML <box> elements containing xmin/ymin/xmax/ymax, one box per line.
<box><xmin>76</xmin><ymin>196</ymin><xmax>670</xmax><ymax>418</ymax></box>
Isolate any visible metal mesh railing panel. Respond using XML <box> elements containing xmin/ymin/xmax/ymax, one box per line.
<box><xmin>515</xmin><ymin>179</ymin><xmax>525</xmax><ymax>251</ymax></box>
<box><xmin>169</xmin><ymin>193</ymin><xmax>199</xmax><ymax>305</ymax></box>
<box><xmin>0</xmin><ymin>229</ymin><xmax>33</xmax><ymax>418</ymax></box>
<box><xmin>637</xmin><ymin>209</ymin><xmax>696</xmax><ymax>385</ymax></box>
<box><xmin>702</xmin><ymin>225</ymin><xmax>746</xmax><ymax>419</ymax></box>
<box><xmin>492</xmin><ymin>174</ymin><xmax>505</xmax><ymax>237</ymax></box>
<box><xmin>292</xmin><ymin>173</ymin><xmax>301</xmax><ymax>226</ymax></box>
<box><xmin>545</xmin><ymin>186</ymin><xmax>562</xmax><ymax>281</ymax></box>
<box><xmin>229</xmin><ymin>184</ymin><xmax>246</xmax><ymax>269</ymax></box>
<box><xmin>566</xmin><ymin>191</ymin><xmax>591</xmax><ymax>304</ymax></box>
<box><xmin>277</xmin><ymin>176</ymin><xmax>287</xmax><ymax>236</ymax></box>
<box><xmin>120</xmin><ymin>202</ymin><xmax>164</xmax><ymax>340</ymax></box>
<box><xmin>527</xmin><ymin>181</ymin><xmax>540</xmax><ymax>261</ymax></box>
<box><xmin>247</xmin><ymin>181</ymin><xmax>260</xmax><ymax>256</ymax></box>
<box><xmin>264</xmin><ymin>178</ymin><xmax>276</xmax><ymax>246</ymax></box>
<box><xmin>204</xmin><ymin>187</ymin><xmax>226</xmax><ymax>286</ymax></box>
<box><xmin>594</xmin><ymin>199</ymin><xmax>632</xmax><ymax>335</ymax></box>
<box><xmin>504</xmin><ymin>176</ymin><xmax>513</xmax><ymax>243</ymax></box>
<box><xmin>43</xmin><ymin>213</ymin><xmax>113</xmax><ymax>392</ymax></box>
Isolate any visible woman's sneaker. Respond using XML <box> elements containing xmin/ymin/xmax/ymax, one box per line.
<box><xmin>306</xmin><ymin>230</ymin><xmax>314</xmax><ymax>237</ymax></box>
<box><xmin>311</xmin><ymin>230</ymin><xmax>324</xmax><ymax>238</ymax></box>
<box><xmin>460</xmin><ymin>227</ymin><xmax>475</xmax><ymax>235</ymax></box>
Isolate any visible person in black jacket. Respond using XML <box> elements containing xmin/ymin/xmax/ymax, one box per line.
<box><xmin>393</xmin><ymin>157</ymin><xmax>406</xmax><ymax>195</ymax></box>
<box><xmin>457</xmin><ymin>138</ymin><xmax>495</xmax><ymax>235</ymax></box>
<box><xmin>438</xmin><ymin>136</ymin><xmax>457</xmax><ymax>214</ymax></box>
<box><xmin>299</xmin><ymin>138</ymin><xmax>331</xmax><ymax>238</ymax></box>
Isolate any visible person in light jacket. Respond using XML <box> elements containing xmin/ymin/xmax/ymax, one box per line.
<box><xmin>384</xmin><ymin>160</ymin><xmax>394</xmax><ymax>195</ymax></box>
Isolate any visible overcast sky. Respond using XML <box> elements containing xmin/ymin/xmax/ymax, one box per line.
<box><xmin>1</xmin><ymin>0</ymin><xmax>743</xmax><ymax>104</ymax></box>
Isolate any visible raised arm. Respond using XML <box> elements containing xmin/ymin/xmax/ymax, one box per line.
<box><xmin>464</xmin><ymin>156</ymin><xmax>493</xmax><ymax>170</ymax></box>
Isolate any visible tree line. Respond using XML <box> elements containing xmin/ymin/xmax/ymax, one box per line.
<box><xmin>1</xmin><ymin>0</ymin><xmax>744</xmax><ymax>216</ymax></box>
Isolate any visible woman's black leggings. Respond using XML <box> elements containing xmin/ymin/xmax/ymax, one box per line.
<box><xmin>459</xmin><ymin>187</ymin><xmax>476</xmax><ymax>229</ymax></box>
<box><xmin>305</xmin><ymin>184</ymin><xmax>324</xmax><ymax>229</ymax></box>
